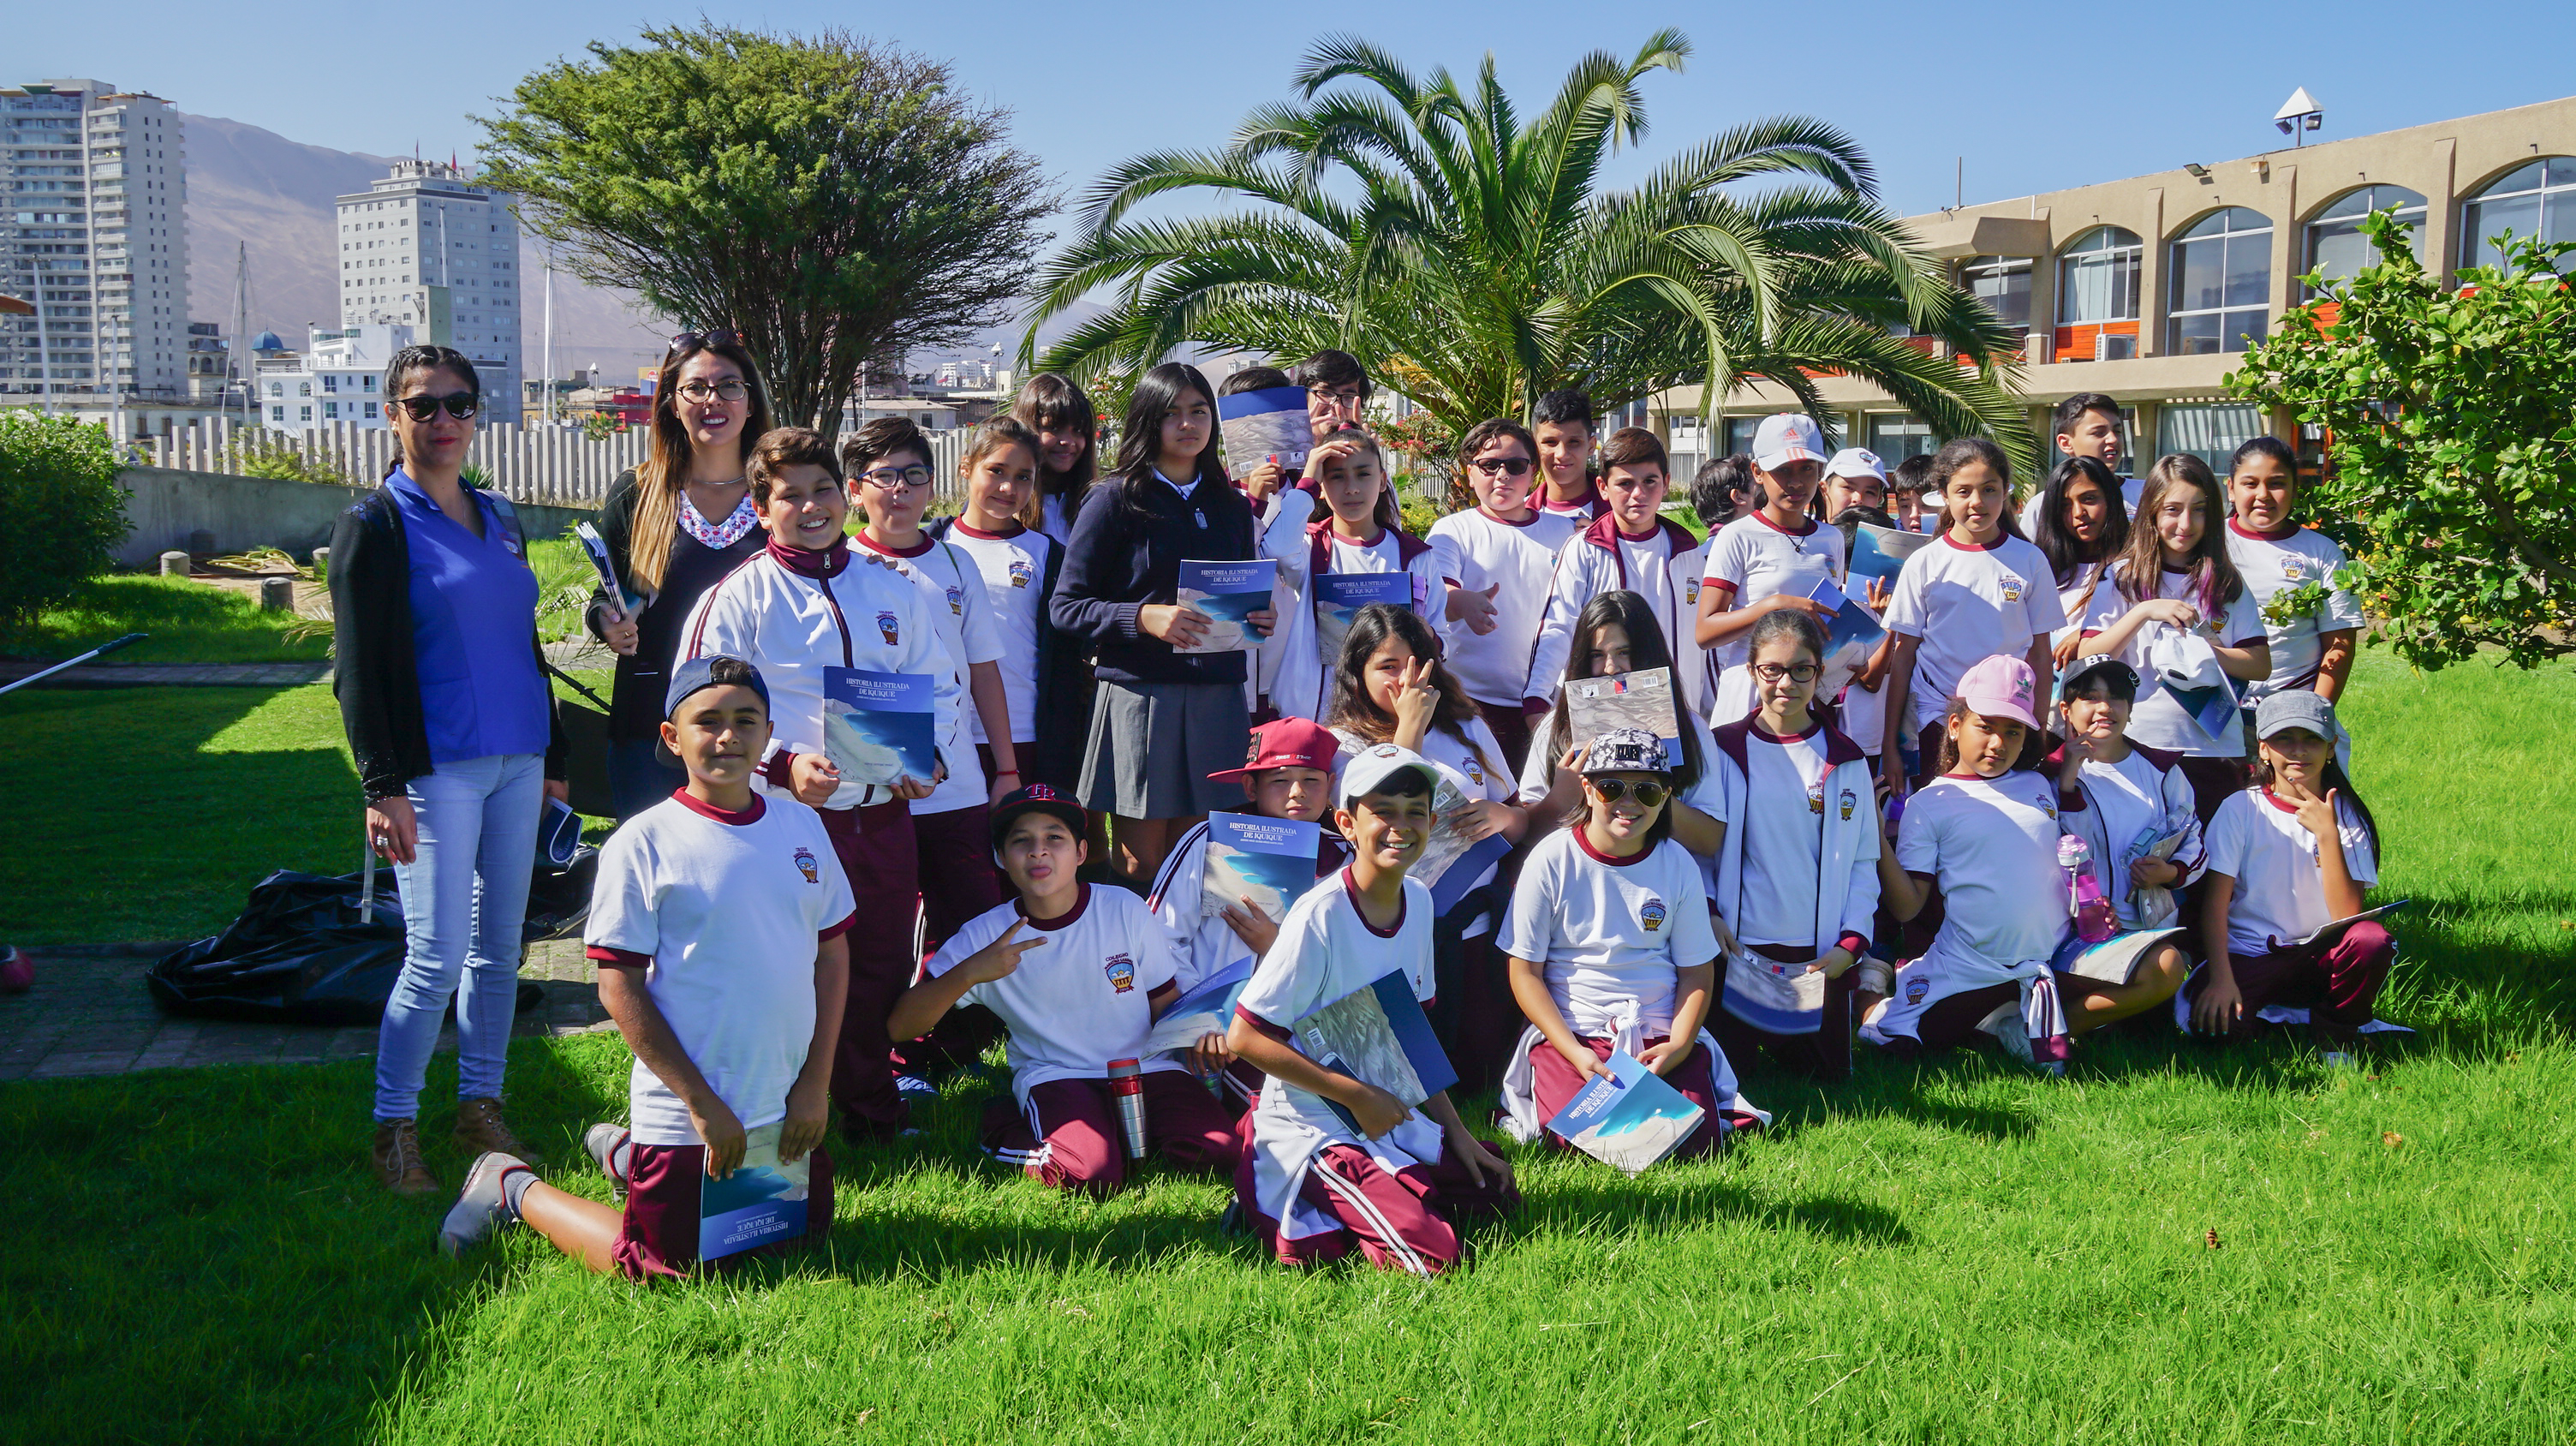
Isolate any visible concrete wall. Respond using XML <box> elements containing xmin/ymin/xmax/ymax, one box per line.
<box><xmin>112</xmin><ymin>465</ymin><xmax>591</xmax><ymax>569</ymax></box>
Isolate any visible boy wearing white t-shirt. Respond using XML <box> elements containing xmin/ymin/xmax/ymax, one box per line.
<box><xmin>1425</xmin><ymin>417</ymin><xmax>1582</xmax><ymax>773</ymax></box>
<box><xmin>438</xmin><ymin>657</ymin><xmax>856</xmax><ymax>1276</ymax></box>
<box><xmin>1225</xmin><ymin>744</ymin><xmax>1518</xmax><ymax>1276</ymax></box>
<box><xmin>889</xmin><ymin>786</ymin><xmax>1243</xmax><ymax>1198</ymax></box>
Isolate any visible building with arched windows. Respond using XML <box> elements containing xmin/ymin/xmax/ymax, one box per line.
<box><xmin>1656</xmin><ymin>94</ymin><xmax>2576</xmax><ymax>479</ymax></box>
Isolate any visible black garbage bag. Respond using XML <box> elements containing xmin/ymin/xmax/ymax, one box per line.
<box><xmin>147</xmin><ymin>859</ymin><xmax>573</xmax><ymax>1024</ymax></box>
<box><xmin>522</xmin><ymin>845</ymin><xmax>600</xmax><ymax>943</ymax></box>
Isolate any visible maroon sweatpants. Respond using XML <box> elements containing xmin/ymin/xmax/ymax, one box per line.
<box><xmin>1530</xmin><ymin>1034</ymin><xmax>1736</xmax><ymax>1157</ymax></box>
<box><xmin>978</xmin><ymin>1073</ymin><xmax>1242</xmax><ymax>1197</ymax></box>
<box><xmin>611</xmin><ymin>1139</ymin><xmax>835</xmax><ymax>1281</ymax></box>
<box><xmin>1711</xmin><ymin>947</ymin><xmax>1857</xmax><ymax>1082</ymax></box>
<box><xmin>2176</xmin><ymin>756</ymin><xmax>2250</xmax><ymax>825</ymax></box>
<box><xmin>1237</xmin><ymin>1135</ymin><xmax>1521</xmax><ymax>1276</ymax></box>
<box><xmin>2191</xmin><ymin>921</ymin><xmax>2396</xmax><ymax>1042</ymax></box>
<box><xmin>1473</xmin><ymin>700</ymin><xmax>1536</xmax><ymax>777</ymax></box>
<box><xmin>1444</xmin><ymin>933</ymin><xmax>1523</xmax><ymax>1096</ymax></box>
<box><xmin>820</xmin><ymin>800</ymin><xmax>918</xmax><ymax>1139</ymax></box>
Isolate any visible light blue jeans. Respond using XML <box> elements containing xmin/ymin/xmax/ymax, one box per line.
<box><xmin>374</xmin><ymin>752</ymin><xmax>545</xmax><ymax>1121</ymax></box>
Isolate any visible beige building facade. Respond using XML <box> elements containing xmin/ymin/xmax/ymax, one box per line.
<box><xmin>1657</xmin><ymin>94</ymin><xmax>2576</xmax><ymax>478</ymax></box>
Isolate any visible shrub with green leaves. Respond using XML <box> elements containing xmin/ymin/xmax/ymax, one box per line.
<box><xmin>2230</xmin><ymin>213</ymin><xmax>2576</xmax><ymax>670</ymax></box>
<box><xmin>0</xmin><ymin>411</ymin><xmax>133</xmax><ymax>630</ymax></box>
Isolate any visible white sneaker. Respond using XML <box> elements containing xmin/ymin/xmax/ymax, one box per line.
<box><xmin>895</xmin><ymin>1074</ymin><xmax>940</xmax><ymax>1102</ymax></box>
<box><xmin>438</xmin><ymin>1151</ymin><xmax>528</xmax><ymax>1258</ymax></box>
<box><xmin>1986</xmin><ymin>1012</ymin><xmax>2067</xmax><ymax>1078</ymax></box>
<box><xmin>584</xmin><ymin>1123</ymin><xmax>629</xmax><ymax>1199</ymax></box>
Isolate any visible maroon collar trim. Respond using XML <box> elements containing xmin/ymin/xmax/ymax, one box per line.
<box><xmin>854</xmin><ymin>529</ymin><xmax>934</xmax><ymax>559</ymax></box>
<box><xmin>1573</xmin><ymin>824</ymin><xmax>1652</xmax><ymax>867</ymax></box>
<box><xmin>2227</xmin><ymin>517</ymin><xmax>2301</xmax><ymax>542</ymax></box>
<box><xmin>1751</xmin><ymin>508</ymin><xmax>1819</xmax><ymax>538</ymax></box>
<box><xmin>1939</xmin><ymin>769</ymin><xmax>1991</xmax><ymax>780</ymax></box>
<box><xmin>670</xmin><ymin>788</ymin><xmax>766</xmax><ymax>826</ymax></box>
<box><xmin>1750</xmin><ymin>717</ymin><xmax>1825</xmax><ymax>744</ymax></box>
<box><xmin>766</xmin><ymin>535</ymin><xmax>850</xmax><ymax>577</ymax></box>
<box><xmin>2258</xmin><ymin>787</ymin><xmax>2305</xmax><ymax>816</ymax></box>
<box><xmin>1340</xmin><ymin>867</ymin><xmax>1405</xmax><ymax>937</ymax></box>
<box><xmin>1476</xmin><ymin>505</ymin><xmax>1539</xmax><ymax>529</ymax></box>
<box><xmin>951</xmin><ymin>518</ymin><xmax>1026</xmax><ymax>541</ymax></box>
<box><xmin>1939</xmin><ymin>531</ymin><xmax>2008</xmax><ymax>553</ymax></box>
<box><xmin>1017</xmin><ymin>881</ymin><xmax>1092</xmax><ymax>932</ymax></box>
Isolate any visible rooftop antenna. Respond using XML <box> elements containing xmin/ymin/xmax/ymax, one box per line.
<box><xmin>1955</xmin><ymin>157</ymin><xmax>1963</xmax><ymax>209</ymax></box>
<box><xmin>2275</xmin><ymin>87</ymin><xmax>2324</xmax><ymax>147</ymax></box>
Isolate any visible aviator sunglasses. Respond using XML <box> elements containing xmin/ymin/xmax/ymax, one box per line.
<box><xmin>1584</xmin><ymin>777</ymin><xmax>1669</xmax><ymax>808</ymax></box>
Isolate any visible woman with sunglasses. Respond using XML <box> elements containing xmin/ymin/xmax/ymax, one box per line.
<box><xmin>1495</xmin><ymin>727</ymin><xmax>1766</xmax><ymax>1160</ymax></box>
<box><xmin>329</xmin><ymin>344</ymin><xmax>565</xmax><ymax>1198</ymax></box>
<box><xmin>1423</xmin><ymin>417</ymin><xmax>1590</xmax><ymax>774</ymax></box>
<box><xmin>585</xmin><ymin>330</ymin><xmax>773</xmax><ymax>819</ymax></box>
<box><xmin>1702</xmin><ymin>610</ymin><xmax>1883</xmax><ymax>1083</ymax></box>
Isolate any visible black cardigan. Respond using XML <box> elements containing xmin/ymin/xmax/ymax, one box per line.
<box><xmin>329</xmin><ymin>483</ymin><xmax>565</xmax><ymax>801</ymax></box>
<box><xmin>582</xmin><ymin>470</ymin><xmax>767</xmax><ymax>743</ymax></box>
<box><xmin>1048</xmin><ymin>474</ymin><xmax>1255</xmax><ymax>686</ymax></box>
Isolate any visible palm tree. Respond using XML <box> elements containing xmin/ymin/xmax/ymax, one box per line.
<box><xmin>1022</xmin><ymin>31</ymin><xmax>2036</xmax><ymax>471</ymax></box>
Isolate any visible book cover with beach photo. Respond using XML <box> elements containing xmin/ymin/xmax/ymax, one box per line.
<box><xmin>1217</xmin><ymin>385</ymin><xmax>1314</xmax><ymax>475</ymax></box>
<box><xmin>821</xmin><ymin>667</ymin><xmax>935</xmax><ymax>787</ymax></box>
<box><xmin>1293</xmin><ymin>971</ymin><xmax>1459</xmax><ymax>1135</ymax></box>
<box><xmin>1849</xmin><ymin>521</ymin><xmax>1935</xmax><ymax>584</ymax></box>
<box><xmin>1544</xmin><ymin>1049</ymin><xmax>1706</xmax><ymax>1175</ymax></box>
<box><xmin>1176</xmin><ymin>559</ymin><xmax>1279</xmax><ymax>654</ymax></box>
<box><xmin>697</xmin><ymin>1123</ymin><xmax>810</xmax><ymax>1261</ymax></box>
<box><xmin>1312</xmin><ymin>572</ymin><xmax>1417</xmax><ymax>664</ymax></box>
<box><xmin>1200</xmin><ymin>814</ymin><xmax>1324</xmax><ymax>922</ymax></box>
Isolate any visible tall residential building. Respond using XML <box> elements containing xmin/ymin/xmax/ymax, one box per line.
<box><xmin>2</xmin><ymin>79</ymin><xmax>190</xmax><ymax>399</ymax></box>
<box><xmin>255</xmin><ymin>323</ymin><xmax>414</xmax><ymax>432</ymax></box>
<box><xmin>334</xmin><ymin>158</ymin><xmax>522</xmax><ymax>420</ymax></box>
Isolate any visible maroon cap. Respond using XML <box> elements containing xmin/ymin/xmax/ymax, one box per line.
<box><xmin>1208</xmin><ymin>716</ymin><xmax>1341</xmax><ymax>783</ymax></box>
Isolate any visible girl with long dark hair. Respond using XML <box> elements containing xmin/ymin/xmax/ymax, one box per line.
<box><xmin>1011</xmin><ymin>372</ymin><xmax>1098</xmax><ymax>547</ymax></box>
<box><xmin>2030</xmin><ymin>456</ymin><xmax>2130</xmax><ymax>670</ymax></box>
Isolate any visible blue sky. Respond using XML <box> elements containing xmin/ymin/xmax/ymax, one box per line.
<box><xmin>27</xmin><ymin>1</ymin><xmax>2572</xmax><ymax>254</ymax></box>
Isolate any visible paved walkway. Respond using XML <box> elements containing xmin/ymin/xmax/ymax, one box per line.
<box><xmin>0</xmin><ymin>937</ymin><xmax>612</xmax><ymax>1083</ymax></box>
<box><xmin>0</xmin><ymin>660</ymin><xmax>331</xmax><ymax>688</ymax></box>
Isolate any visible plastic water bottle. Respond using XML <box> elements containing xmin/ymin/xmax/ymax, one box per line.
<box><xmin>2059</xmin><ymin>835</ymin><xmax>2116</xmax><ymax>943</ymax></box>
<box><xmin>1106</xmin><ymin>1058</ymin><xmax>1149</xmax><ymax>1161</ymax></box>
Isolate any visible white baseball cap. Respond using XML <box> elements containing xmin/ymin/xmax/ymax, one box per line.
<box><xmin>1338</xmin><ymin>742</ymin><xmax>1440</xmax><ymax>810</ymax></box>
<box><xmin>1751</xmin><ymin>413</ymin><xmax>1828</xmax><ymax>472</ymax></box>
<box><xmin>1823</xmin><ymin>446</ymin><xmax>1887</xmax><ymax>481</ymax></box>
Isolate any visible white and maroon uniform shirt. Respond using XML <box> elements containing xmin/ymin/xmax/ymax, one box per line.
<box><xmin>854</xmin><ymin>529</ymin><xmax>1006</xmax><ymax>814</ymax></box>
<box><xmin>585</xmin><ymin>792</ymin><xmax>856</xmax><ymax>1146</ymax></box>
<box><xmin>942</xmin><ymin>519</ymin><xmax>1058</xmax><ymax>746</ymax></box>
<box><xmin>2202</xmin><ymin>787</ymin><xmax>2378</xmax><ymax>958</ymax></box>
<box><xmin>1730</xmin><ymin>722</ymin><xmax>1838</xmax><ymax>950</ymax></box>
<box><xmin>1498</xmin><ymin>828</ymin><xmax>1720</xmax><ymax>1039</ymax></box>
<box><xmin>1148</xmin><ymin>814</ymin><xmax>1350</xmax><ymax>996</ymax></box>
<box><xmin>929</xmin><ymin>884</ymin><xmax>1188</xmax><ymax>1096</ymax></box>
<box><xmin>1703</xmin><ymin>511</ymin><xmax>1849</xmax><ymax>721</ymax></box>
<box><xmin>2078</xmin><ymin>560</ymin><xmax>2268</xmax><ymax>758</ymax></box>
<box><xmin>1881</xmin><ymin>533</ymin><xmax>2066</xmax><ymax>732</ymax></box>
<box><xmin>1268</xmin><ymin>523</ymin><xmax>1439</xmax><ymax>724</ymax></box>
<box><xmin>1524</xmin><ymin>516</ymin><xmax>1701</xmax><ymax>708</ymax></box>
<box><xmin>678</xmin><ymin>541</ymin><xmax>961</xmax><ymax>811</ymax></box>
<box><xmin>2225</xmin><ymin>521</ymin><xmax>2364</xmax><ymax>700</ymax></box>
<box><xmin>1427</xmin><ymin>505</ymin><xmax>1584</xmax><ymax>708</ymax></box>
<box><xmin>1330</xmin><ymin>717</ymin><xmax>1515</xmax><ymax>932</ymax></box>
<box><xmin>2059</xmin><ymin>744</ymin><xmax>2205</xmax><ymax>930</ymax></box>
<box><xmin>1891</xmin><ymin>770</ymin><xmax>2069</xmax><ymax>983</ymax></box>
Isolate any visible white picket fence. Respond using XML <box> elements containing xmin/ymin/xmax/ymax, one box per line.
<box><xmin>139</xmin><ymin>417</ymin><xmax>976</xmax><ymax>511</ymax></box>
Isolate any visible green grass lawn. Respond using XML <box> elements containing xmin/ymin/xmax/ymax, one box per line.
<box><xmin>2</xmin><ymin>649</ymin><xmax>2570</xmax><ymax>1443</ymax></box>
<box><xmin>3</xmin><ymin>573</ymin><xmax>331</xmax><ymax>666</ymax></box>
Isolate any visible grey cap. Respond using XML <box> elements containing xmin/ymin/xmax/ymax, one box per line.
<box><xmin>2253</xmin><ymin>688</ymin><xmax>2340</xmax><ymax>743</ymax></box>
<box><xmin>1580</xmin><ymin>727</ymin><xmax>1670</xmax><ymax>775</ymax></box>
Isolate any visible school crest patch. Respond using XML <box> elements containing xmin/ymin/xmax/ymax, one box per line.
<box><xmin>1639</xmin><ymin>898</ymin><xmax>1668</xmax><ymax>933</ymax></box>
<box><xmin>1104</xmin><ymin>953</ymin><xmax>1136</xmax><ymax>994</ymax></box>
<box><xmin>1904</xmin><ymin>974</ymin><xmax>1930</xmax><ymax>1005</ymax></box>
<box><xmin>1685</xmin><ymin>577</ymin><xmax>1700</xmax><ymax>606</ymax></box>
<box><xmin>1008</xmin><ymin>559</ymin><xmax>1035</xmax><ymax>589</ymax></box>
<box><xmin>876</xmin><ymin>610</ymin><xmax>899</xmax><ymax>645</ymax></box>
<box><xmin>792</xmin><ymin>846</ymin><xmax>819</xmax><ymax>884</ymax></box>
<box><xmin>1999</xmin><ymin>576</ymin><xmax>2025</xmax><ymax>603</ymax></box>
<box><xmin>1464</xmin><ymin>756</ymin><xmax>1486</xmax><ymax>787</ymax></box>
<box><xmin>1807</xmin><ymin>781</ymin><xmax>1826</xmax><ymax>816</ymax></box>
<box><xmin>945</xmin><ymin>584</ymin><xmax>963</xmax><ymax>616</ymax></box>
<box><xmin>1839</xmin><ymin>787</ymin><xmax>1857</xmax><ymax>822</ymax></box>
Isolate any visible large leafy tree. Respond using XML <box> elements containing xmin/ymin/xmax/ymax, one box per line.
<box><xmin>1023</xmin><ymin>31</ymin><xmax>2032</xmax><ymax>468</ymax></box>
<box><xmin>2230</xmin><ymin>214</ymin><xmax>2576</xmax><ymax>670</ymax></box>
<box><xmin>480</xmin><ymin>25</ymin><xmax>1054</xmax><ymax>437</ymax></box>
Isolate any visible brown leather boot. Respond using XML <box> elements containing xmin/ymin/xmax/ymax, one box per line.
<box><xmin>451</xmin><ymin>1096</ymin><xmax>542</xmax><ymax>1164</ymax></box>
<box><xmin>373</xmin><ymin>1118</ymin><xmax>438</xmax><ymax>1196</ymax></box>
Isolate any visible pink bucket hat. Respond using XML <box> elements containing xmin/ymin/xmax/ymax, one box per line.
<box><xmin>1956</xmin><ymin>654</ymin><xmax>2042</xmax><ymax>731</ymax></box>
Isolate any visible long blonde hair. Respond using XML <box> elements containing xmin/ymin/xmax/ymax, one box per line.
<box><xmin>626</xmin><ymin>334</ymin><xmax>772</xmax><ymax>593</ymax></box>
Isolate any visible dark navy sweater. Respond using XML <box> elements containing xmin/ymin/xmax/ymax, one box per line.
<box><xmin>1049</xmin><ymin>471</ymin><xmax>1255</xmax><ymax>686</ymax></box>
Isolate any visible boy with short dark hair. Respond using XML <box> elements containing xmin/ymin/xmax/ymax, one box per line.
<box><xmin>887</xmin><ymin>786</ymin><xmax>1243</xmax><ymax>1197</ymax></box>
<box><xmin>1888</xmin><ymin>453</ymin><xmax>1937</xmax><ymax>534</ymax></box>
<box><xmin>2052</xmin><ymin>393</ymin><xmax>2139</xmax><ymax>514</ymax></box>
<box><xmin>1523</xmin><ymin>426</ymin><xmax>1700</xmax><ymax>714</ymax></box>
<box><xmin>1227</xmin><ymin>744</ymin><xmax>1519</xmax><ymax>1276</ymax></box>
<box><xmin>1530</xmin><ymin>388</ymin><xmax>1604</xmax><ymax>520</ymax></box>
<box><xmin>1690</xmin><ymin>453</ymin><xmax>1756</xmax><ymax>535</ymax></box>
<box><xmin>438</xmin><ymin>656</ymin><xmax>854</xmax><ymax>1276</ymax></box>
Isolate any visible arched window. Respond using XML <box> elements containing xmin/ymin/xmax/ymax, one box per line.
<box><xmin>2305</xmin><ymin>185</ymin><xmax>2428</xmax><ymax>293</ymax></box>
<box><xmin>2459</xmin><ymin>158</ymin><xmax>2576</xmax><ymax>273</ymax></box>
<box><xmin>2168</xmin><ymin>208</ymin><xmax>2272</xmax><ymax>356</ymax></box>
<box><xmin>2055</xmin><ymin>226</ymin><xmax>2143</xmax><ymax>360</ymax></box>
<box><xmin>1959</xmin><ymin>254</ymin><xmax>2030</xmax><ymax>334</ymax></box>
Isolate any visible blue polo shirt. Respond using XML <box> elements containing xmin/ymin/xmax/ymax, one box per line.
<box><xmin>387</xmin><ymin>469</ymin><xmax>550</xmax><ymax>765</ymax></box>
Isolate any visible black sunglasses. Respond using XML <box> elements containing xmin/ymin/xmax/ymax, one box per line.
<box><xmin>392</xmin><ymin>391</ymin><xmax>478</xmax><ymax>421</ymax></box>
<box><xmin>1471</xmin><ymin>456</ymin><xmax>1535</xmax><ymax>476</ymax></box>
<box><xmin>668</xmin><ymin>328</ymin><xmax>740</xmax><ymax>355</ymax></box>
<box><xmin>1586</xmin><ymin>777</ymin><xmax>1669</xmax><ymax>808</ymax></box>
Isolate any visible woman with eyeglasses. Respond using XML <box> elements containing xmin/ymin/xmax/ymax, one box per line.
<box><xmin>1494</xmin><ymin>726</ymin><xmax>1767</xmax><ymax>1160</ymax></box>
<box><xmin>329</xmin><ymin>344</ymin><xmax>565</xmax><ymax>1197</ymax></box>
<box><xmin>1702</xmin><ymin>610</ymin><xmax>1884</xmax><ymax>1083</ymax></box>
<box><xmin>585</xmin><ymin>330</ymin><xmax>774</xmax><ymax>819</ymax></box>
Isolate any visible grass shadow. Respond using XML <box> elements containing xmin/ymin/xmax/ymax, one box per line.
<box><xmin>3</xmin><ymin>573</ymin><xmax>330</xmax><ymax>666</ymax></box>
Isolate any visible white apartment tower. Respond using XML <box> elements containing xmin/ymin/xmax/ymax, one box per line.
<box><xmin>2</xmin><ymin>79</ymin><xmax>190</xmax><ymax>399</ymax></box>
<box><xmin>335</xmin><ymin>158</ymin><xmax>521</xmax><ymax>419</ymax></box>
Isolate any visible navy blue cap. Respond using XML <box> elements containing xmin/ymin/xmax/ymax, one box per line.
<box><xmin>990</xmin><ymin>783</ymin><xmax>1088</xmax><ymax>851</ymax></box>
<box><xmin>664</xmin><ymin>655</ymin><xmax>770</xmax><ymax>720</ymax></box>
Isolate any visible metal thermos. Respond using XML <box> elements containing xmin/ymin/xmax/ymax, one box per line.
<box><xmin>1106</xmin><ymin>1057</ymin><xmax>1148</xmax><ymax>1162</ymax></box>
